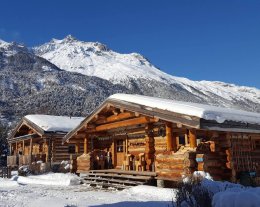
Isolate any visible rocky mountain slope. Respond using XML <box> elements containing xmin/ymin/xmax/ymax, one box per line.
<box><xmin>0</xmin><ymin>36</ymin><xmax>260</xmax><ymax>125</ymax></box>
<box><xmin>0</xmin><ymin>39</ymin><xmax>130</xmax><ymax>124</ymax></box>
<box><xmin>34</xmin><ymin>36</ymin><xmax>260</xmax><ymax>111</ymax></box>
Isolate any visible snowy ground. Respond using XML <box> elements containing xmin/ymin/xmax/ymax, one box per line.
<box><xmin>1</xmin><ymin>172</ymin><xmax>260</xmax><ymax>207</ymax></box>
<box><xmin>0</xmin><ymin>173</ymin><xmax>174</xmax><ymax>207</ymax></box>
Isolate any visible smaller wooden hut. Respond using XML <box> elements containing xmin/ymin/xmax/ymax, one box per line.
<box><xmin>7</xmin><ymin>115</ymin><xmax>84</xmax><ymax>172</ymax></box>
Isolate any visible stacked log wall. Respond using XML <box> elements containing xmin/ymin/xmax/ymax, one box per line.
<box><xmin>127</xmin><ymin>137</ymin><xmax>146</xmax><ymax>156</ymax></box>
<box><xmin>77</xmin><ymin>153</ymin><xmax>92</xmax><ymax>173</ymax></box>
<box><xmin>196</xmin><ymin>134</ymin><xmax>232</xmax><ymax>180</ymax></box>
<box><xmin>53</xmin><ymin>135</ymin><xmax>84</xmax><ymax>163</ymax></box>
<box><xmin>228</xmin><ymin>133</ymin><xmax>260</xmax><ymax>184</ymax></box>
<box><xmin>155</xmin><ymin>147</ymin><xmax>196</xmax><ymax>181</ymax></box>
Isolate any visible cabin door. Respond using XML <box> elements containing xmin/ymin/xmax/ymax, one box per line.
<box><xmin>115</xmin><ymin>139</ymin><xmax>125</xmax><ymax>168</ymax></box>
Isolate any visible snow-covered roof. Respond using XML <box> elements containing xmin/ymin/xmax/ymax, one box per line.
<box><xmin>109</xmin><ymin>94</ymin><xmax>260</xmax><ymax>125</ymax></box>
<box><xmin>25</xmin><ymin>115</ymin><xmax>84</xmax><ymax>132</ymax></box>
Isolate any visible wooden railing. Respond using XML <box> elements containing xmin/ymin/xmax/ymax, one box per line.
<box><xmin>7</xmin><ymin>155</ymin><xmax>18</xmax><ymax>167</ymax></box>
<box><xmin>19</xmin><ymin>155</ymin><xmax>32</xmax><ymax>166</ymax></box>
<box><xmin>0</xmin><ymin>167</ymin><xmax>11</xmax><ymax>178</ymax></box>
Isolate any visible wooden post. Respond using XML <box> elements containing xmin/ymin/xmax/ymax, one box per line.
<box><xmin>15</xmin><ymin>142</ymin><xmax>18</xmax><ymax>155</ymax></box>
<box><xmin>84</xmin><ymin>136</ymin><xmax>88</xmax><ymax>154</ymax></box>
<box><xmin>29</xmin><ymin>138</ymin><xmax>33</xmax><ymax>165</ymax></box>
<box><xmin>176</xmin><ymin>135</ymin><xmax>180</xmax><ymax>148</ymax></box>
<box><xmin>189</xmin><ymin>129</ymin><xmax>197</xmax><ymax>148</ymax></box>
<box><xmin>22</xmin><ymin>140</ymin><xmax>25</xmax><ymax>155</ymax></box>
<box><xmin>145</xmin><ymin>123</ymin><xmax>155</xmax><ymax>171</ymax></box>
<box><xmin>185</xmin><ymin>133</ymin><xmax>189</xmax><ymax>146</ymax></box>
<box><xmin>75</xmin><ymin>142</ymin><xmax>80</xmax><ymax>154</ymax></box>
<box><xmin>125</xmin><ymin>135</ymin><xmax>128</xmax><ymax>154</ymax></box>
<box><xmin>9</xmin><ymin>144</ymin><xmax>12</xmax><ymax>155</ymax></box>
<box><xmin>111</xmin><ymin>138</ymin><xmax>116</xmax><ymax>167</ymax></box>
<box><xmin>166</xmin><ymin>123</ymin><xmax>177</xmax><ymax>152</ymax></box>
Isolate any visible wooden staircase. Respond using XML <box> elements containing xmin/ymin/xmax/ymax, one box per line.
<box><xmin>80</xmin><ymin>169</ymin><xmax>156</xmax><ymax>190</ymax></box>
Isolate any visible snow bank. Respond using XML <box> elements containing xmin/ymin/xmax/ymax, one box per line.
<box><xmin>17</xmin><ymin>173</ymin><xmax>81</xmax><ymax>186</ymax></box>
<box><xmin>25</xmin><ymin>115</ymin><xmax>84</xmax><ymax>132</ymax></box>
<box><xmin>109</xmin><ymin>94</ymin><xmax>260</xmax><ymax>125</ymax></box>
<box><xmin>122</xmin><ymin>185</ymin><xmax>175</xmax><ymax>201</ymax></box>
<box><xmin>195</xmin><ymin>173</ymin><xmax>260</xmax><ymax>207</ymax></box>
<box><xmin>212</xmin><ymin>188</ymin><xmax>260</xmax><ymax>207</ymax></box>
<box><xmin>0</xmin><ymin>178</ymin><xmax>19</xmax><ymax>188</ymax></box>
<box><xmin>180</xmin><ymin>171</ymin><xmax>260</xmax><ymax>207</ymax></box>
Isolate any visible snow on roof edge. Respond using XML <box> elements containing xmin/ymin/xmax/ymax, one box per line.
<box><xmin>24</xmin><ymin>114</ymin><xmax>85</xmax><ymax>133</ymax></box>
<box><xmin>108</xmin><ymin>94</ymin><xmax>260</xmax><ymax>125</ymax></box>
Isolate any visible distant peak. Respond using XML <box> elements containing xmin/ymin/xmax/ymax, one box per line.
<box><xmin>93</xmin><ymin>42</ymin><xmax>109</xmax><ymax>51</ymax></box>
<box><xmin>63</xmin><ymin>34</ymin><xmax>77</xmax><ymax>42</ymax></box>
<box><xmin>0</xmin><ymin>38</ymin><xmax>9</xmax><ymax>46</ymax></box>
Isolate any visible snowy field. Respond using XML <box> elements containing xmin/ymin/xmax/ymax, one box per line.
<box><xmin>1</xmin><ymin>172</ymin><xmax>260</xmax><ymax>207</ymax></box>
<box><xmin>0</xmin><ymin>173</ymin><xmax>174</xmax><ymax>207</ymax></box>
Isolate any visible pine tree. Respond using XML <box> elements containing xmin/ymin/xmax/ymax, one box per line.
<box><xmin>0</xmin><ymin>123</ymin><xmax>8</xmax><ymax>166</ymax></box>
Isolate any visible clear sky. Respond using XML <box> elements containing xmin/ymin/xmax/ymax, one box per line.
<box><xmin>1</xmin><ymin>0</ymin><xmax>260</xmax><ymax>88</ymax></box>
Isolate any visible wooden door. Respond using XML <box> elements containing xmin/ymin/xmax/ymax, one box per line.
<box><xmin>115</xmin><ymin>139</ymin><xmax>125</xmax><ymax>168</ymax></box>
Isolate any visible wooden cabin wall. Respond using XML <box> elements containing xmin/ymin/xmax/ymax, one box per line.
<box><xmin>53</xmin><ymin>135</ymin><xmax>84</xmax><ymax>163</ymax></box>
<box><xmin>196</xmin><ymin>133</ymin><xmax>232</xmax><ymax>181</ymax></box>
<box><xmin>226</xmin><ymin>133</ymin><xmax>260</xmax><ymax>183</ymax></box>
<box><xmin>127</xmin><ymin>137</ymin><xmax>146</xmax><ymax>156</ymax></box>
<box><xmin>94</xmin><ymin>138</ymin><xmax>113</xmax><ymax>152</ymax></box>
<box><xmin>154</xmin><ymin>136</ymin><xmax>167</xmax><ymax>154</ymax></box>
<box><xmin>194</xmin><ymin>132</ymin><xmax>260</xmax><ymax>182</ymax></box>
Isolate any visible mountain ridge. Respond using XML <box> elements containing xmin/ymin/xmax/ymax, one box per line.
<box><xmin>0</xmin><ymin>36</ymin><xmax>260</xmax><ymax>126</ymax></box>
<box><xmin>33</xmin><ymin>36</ymin><xmax>260</xmax><ymax>108</ymax></box>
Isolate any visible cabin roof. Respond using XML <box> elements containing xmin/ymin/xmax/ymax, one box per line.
<box><xmin>8</xmin><ymin>115</ymin><xmax>84</xmax><ymax>141</ymax></box>
<box><xmin>24</xmin><ymin>115</ymin><xmax>84</xmax><ymax>132</ymax></box>
<box><xmin>63</xmin><ymin>94</ymin><xmax>260</xmax><ymax>143</ymax></box>
<box><xmin>109</xmin><ymin>94</ymin><xmax>260</xmax><ymax>125</ymax></box>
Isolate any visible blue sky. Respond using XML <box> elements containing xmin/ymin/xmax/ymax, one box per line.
<box><xmin>1</xmin><ymin>0</ymin><xmax>260</xmax><ymax>88</ymax></box>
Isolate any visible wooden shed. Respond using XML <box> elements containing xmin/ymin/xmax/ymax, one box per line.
<box><xmin>7</xmin><ymin>115</ymin><xmax>84</xmax><ymax>171</ymax></box>
<box><xmin>63</xmin><ymin>94</ymin><xmax>260</xmax><ymax>185</ymax></box>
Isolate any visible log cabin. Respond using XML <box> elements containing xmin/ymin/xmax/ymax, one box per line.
<box><xmin>7</xmin><ymin>115</ymin><xmax>84</xmax><ymax>172</ymax></box>
<box><xmin>63</xmin><ymin>94</ymin><xmax>260</xmax><ymax>186</ymax></box>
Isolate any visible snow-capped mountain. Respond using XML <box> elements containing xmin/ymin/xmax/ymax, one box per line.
<box><xmin>0</xmin><ymin>39</ymin><xmax>130</xmax><ymax>124</ymax></box>
<box><xmin>0</xmin><ymin>39</ymin><xmax>29</xmax><ymax>56</ymax></box>
<box><xmin>34</xmin><ymin>35</ymin><xmax>260</xmax><ymax>111</ymax></box>
<box><xmin>1</xmin><ymin>36</ymin><xmax>260</xmax><ymax>125</ymax></box>
<box><xmin>33</xmin><ymin>35</ymin><xmax>171</xmax><ymax>84</ymax></box>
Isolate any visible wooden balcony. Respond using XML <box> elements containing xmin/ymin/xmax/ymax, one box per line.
<box><xmin>8</xmin><ymin>154</ymin><xmax>47</xmax><ymax>167</ymax></box>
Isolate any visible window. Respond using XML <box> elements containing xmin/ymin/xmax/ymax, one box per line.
<box><xmin>178</xmin><ymin>135</ymin><xmax>186</xmax><ymax>145</ymax></box>
<box><xmin>68</xmin><ymin>144</ymin><xmax>76</xmax><ymax>154</ymax></box>
<box><xmin>116</xmin><ymin>140</ymin><xmax>124</xmax><ymax>152</ymax></box>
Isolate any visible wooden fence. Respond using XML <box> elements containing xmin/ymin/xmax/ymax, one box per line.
<box><xmin>0</xmin><ymin>167</ymin><xmax>11</xmax><ymax>178</ymax></box>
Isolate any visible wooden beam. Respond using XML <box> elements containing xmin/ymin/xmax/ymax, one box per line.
<box><xmin>189</xmin><ymin>129</ymin><xmax>197</xmax><ymax>148</ymax></box>
<box><xmin>95</xmin><ymin>112</ymin><xmax>136</xmax><ymax>125</ymax></box>
<box><xmin>94</xmin><ymin>116</ymin><xmax>157</xmax><ymax>132</ymax></box>
<box><xmin>107</xmin><ymin>112</ymin><xmax>135</xmax><ymax>123</ymax></box>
